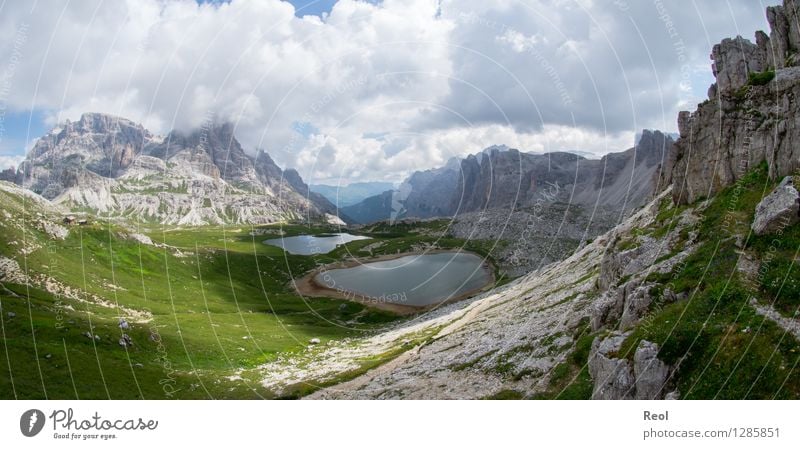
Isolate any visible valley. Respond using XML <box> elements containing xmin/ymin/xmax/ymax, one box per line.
<box><xmin>1</xmin><ymin>0</ymin><xmax>800</xmax><ymax>403</ymax></box>
<box><xmin>0</xmin><ymin>183</ymin><xmax>512</xmax><ymax>398</ymax></box>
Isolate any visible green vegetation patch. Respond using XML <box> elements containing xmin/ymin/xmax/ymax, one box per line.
<box><xmin>618</xmin><ymin>163</ymin><xmax>800</xmax><ymax>399</ymax></box>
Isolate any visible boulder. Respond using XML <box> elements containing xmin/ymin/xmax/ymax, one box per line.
<box><xmin>633</xmin><ymin>341</ymin><xmax>671</xmax><ymax>399</ymax></box>
<box><xmin>309</xmin><ymin>338</ymin><xmax>321</xmax><ymax>345</ymax></box>
<box><xmin>118</xmin><ymin>333</ymin><xmax>133</xmax><ymax>348</ymax></box>
<box><xmin>620</xmin><ymin>283</ymin><xmax>655</xmax><ymax>330</ymax></box>
<box><xmin>752</xmin><ymin>176</ymin><xmax>800</xmax><ymax>235</ymax></box>
<box><xmin>590</xmin><ymin>290</ymin><xmax>624</xmax><ymax>331</ymax></box>
<box><xmin>588</xmin><ymin>333</ymin><xmax>635</xmax><ymax>399</ymax></box>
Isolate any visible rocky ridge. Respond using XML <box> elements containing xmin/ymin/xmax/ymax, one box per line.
<box><xmin>664</xmin><ymin>0</ymin><xmax>800</xmax><ymax>204</ymax></box>
<box><xmin>11</xmin><ymin>113</ymin><xmax>342</xmax><ymax>226</ymax></box>
<box><xmin>345</xmin><ymin>130</ymin><xmax>673</xmax><ymax>225</ymax></box>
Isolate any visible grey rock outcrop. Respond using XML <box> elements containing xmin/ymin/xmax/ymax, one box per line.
<box><xmin>0</xmin><ymin>168</ymin><xmax>16</xmax><ymax>182</ymax></box>
<box><xmin>665</xmin><ymin>390</ymin><xmax>681</xmax><ymax>400</ymax></box>
<box><xmin>589</xmin><ymin>335</ymin><xmax>671</xmax><ymax>400</ymax></box>
<box><xmin>669</xmin><ymin>1</ymin><xmax>800</xmax><ymax>205</ymax></box>
<box><xmin>767</xmin><ymin>0</ymin><xmax>800</xmax><ymax>69</ymax></box>
<box><xmin>634</xmin><ymin>341</ymin><xmax>670</xmax><ymax>400</ymax></box>
<box><xmin>597</xmin><ymin>242</ymin><xmax>624</xmax><ymax>291</ymax></box>
<box><xmin>619</xmin><ymin>283</ymin><xmax>656</xmax><ymax>331</ymax></box>
<box><xmin>752</xmin><ymin>176</ymin><xmax>800</xmax><ymax>234</ymax></box>
<box><xmin>19</xmin><ymin>113</ymin><xmax>153</xmax><ymax>194</ymax></box>
<box><xmin>590</xmin><ymin>290</ymin><xmax>624</xmax><ymax>332</ymax></box>
<box><xmin>592</xmin><ymin>281</ymin><xmax>657</xmax><ymax>332</ymax></box>
<box><xmin>711</xmin><ymin>36</ymin><xmax>766</xmax><ymax>93</ymax></box>
<box><xmin>589</xmin><ymin>195</ymin><xmax>698</xmax><ymax>332</ymax></box>
<box><xmin>588</xmin><ymin>333</ymin><xmax>635</xmax><ymax>400</ymax></box>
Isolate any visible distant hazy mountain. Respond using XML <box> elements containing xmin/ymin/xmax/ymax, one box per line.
<box><xmin>11</xmin><ymin>112</ymin><xmax>344</xmax><ymax>226</ymax></box>
<box><xmin>310</xmin><ymin>181</ymin><xmax>395</xmax><ymax>207</ymax></box>
<box><xmin>343</xmin><ymin>130</ymin><xmax>674</xmax><ymax>224</ymax></box>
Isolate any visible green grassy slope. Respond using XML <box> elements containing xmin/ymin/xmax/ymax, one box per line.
<box><xmin>0</xmin><ymin>185</ymin><xmax>506</xmax><ymax>399</ymax></box>
<box><xmin>535</xmin><ymin>164</ymin><xmax>800</xmax><ymax>399</ymax></box>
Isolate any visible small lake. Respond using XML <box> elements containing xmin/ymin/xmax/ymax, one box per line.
<box><xmin>314</xmin><ymin>252</ymin><xmax>493</xmax><ymax>307</ymax></box>
<box><xmin>263</xmin><ymin>233</ymin><xmax>370</xmax><ymax>255</ymax></box>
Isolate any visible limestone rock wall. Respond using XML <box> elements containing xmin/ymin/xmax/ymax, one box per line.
<box><xmin>667</xmin><ymin>0</ymin><xmax>800</xmax><ymax>205</ymax></box>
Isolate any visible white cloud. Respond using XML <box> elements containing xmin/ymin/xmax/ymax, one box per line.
<box><xmin>0</xmin><ymin>0</ymin><xmax>770</xmax><ymax>182</ymax></box>
<box><xmin>0</xmin><ymin>155</ymin><xmax>24</xmax><ymax>170</ymax></box>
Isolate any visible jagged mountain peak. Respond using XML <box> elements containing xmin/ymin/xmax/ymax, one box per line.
<box><xmin>343</xmin><ymin>129</ymin><xmax>671</xmax><ymax>224</ymax></box>
<box><xmin>10</xmin><ymin>113</ymin><xmax>343</xmax><ymax>225</ymax></box>
<box><xmin>71</xmin><ymin>111</ymin><xmax>147</xmax><ymax>131</ymax></box>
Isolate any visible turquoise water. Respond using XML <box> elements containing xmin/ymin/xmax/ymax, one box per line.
<box><xmin>314</xmin><ymin>252</ymin><xmax>492</xmax><ymax>307</ymax></box>
<box><xmin>263</xmin><ymin>233</ymin><xmax>370</xmax><ymax>255</ymax></box>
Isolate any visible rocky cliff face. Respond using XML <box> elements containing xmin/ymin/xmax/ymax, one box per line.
<box><xmin>454</xmin><ymin>131</ymin><xmax>670</xmax><ymax>215</ymax></box>
<box><xmin>346</xmin><ymin>131</ymin><xmax>672</xmax><ymax>225</ymax></box>
<box><xmin>402</xmin><ymin>158</ymin><xmax>461</xmax><ymax>218</ymax></box>
<box><xmin>13</xmin><ymin>113</ymin><xmax>342</xmax><ymax>225</ymax></box>
<box><xmin>667</xmin><ymin>0</ymin><xmax>800</xmax><ymax>204</ymax></box>
<box><xmin>340</xmin><ymin>189</ymin><xmax>395</xmax><ymax>224</ymax></box>
<box><xmin>18</xmin><ymin>113</ymin><xmax>155</xmax><ymax>194</ymax></box>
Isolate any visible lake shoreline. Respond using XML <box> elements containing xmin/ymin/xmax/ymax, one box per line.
<box><xmin>293</xmin><ymin>249</ymin><xmax>496</xmax><ymax>316</ymax></box>
<box><xmin>264</xmin><ymin>232</ymin><xmax>371</xmax><ymax>255</ymax></box>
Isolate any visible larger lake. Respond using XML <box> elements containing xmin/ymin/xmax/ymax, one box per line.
<box><xmin>314</xmin><ymin>252</ymin><xmax>493</xmax><ymax>307</ymax></box>
<box><xmin>264</xmin><ymin>233</ymin><xmax>370</xmax><ymax>255</ymax></box>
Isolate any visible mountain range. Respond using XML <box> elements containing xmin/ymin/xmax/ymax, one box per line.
<box><xmin>1</xmin><ymin>113</ymin><xmax>342</xmax><ymax>226</ymax></box>
<box><xmin>343</xmin><ymin>130</ymin><xmax>674</xmax><ymax>224</ymax></box>
<box><xmin>1</xmin><ymin>113</ymin><xmax>673</xmax><ymax>228</ymax></box>
<box><xmin>309</xmin><ymin>181</ymin><xmax>395</xmax><ymax>207</ymax></box>
<box><xmin>2</xmin><ymin>0</ymin><xmax>800</xmax><ymax>401</ymax></box>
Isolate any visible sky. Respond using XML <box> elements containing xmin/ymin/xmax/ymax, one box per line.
<box><xmin>0</xmin><ymin>0</ymin><xmax>771</xmax><ymax>183</ymax></box>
